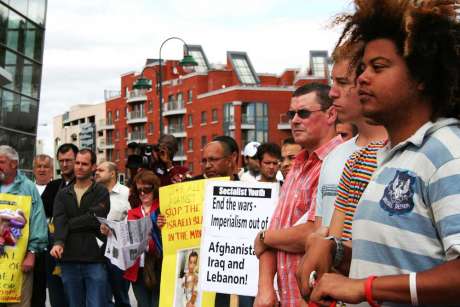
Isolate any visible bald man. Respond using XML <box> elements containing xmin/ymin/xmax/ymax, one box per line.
<box><xmin>95</xmin><ymin>161</ymin><xmax>131</xmax><ymax>307</ymax></box>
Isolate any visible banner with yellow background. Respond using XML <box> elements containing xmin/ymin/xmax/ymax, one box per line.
<box><xmin>159</xmin><ymin>178</ymin><xmax>228</xmax><ymax>307</ymax></box>
<box><xmin>0</xmin><ymin>193</ymin><xmax>31</xmax><ymax>303</ymax></box>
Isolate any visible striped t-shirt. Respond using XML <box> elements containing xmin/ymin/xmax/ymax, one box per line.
<box><xmin>350</xmin><ymin>119</ymin><xmax>460</xmax><ymax>306</ymax></box>
<box><xmin>335</xmin><ymin>141</ymin><xmax>386</xmax><ymax>239</ymax></box>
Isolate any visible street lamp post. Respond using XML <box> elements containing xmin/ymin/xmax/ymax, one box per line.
<box><xmin>157</xmin><ymin>37</ymin><xmax>197</xmax><ymax>136</ymax></box>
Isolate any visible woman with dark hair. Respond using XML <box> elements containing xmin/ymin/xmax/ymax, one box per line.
<box><xmin>123</xmin><ymin>171</ymin><xmax>162</xmax><ymax>307</ymax></box>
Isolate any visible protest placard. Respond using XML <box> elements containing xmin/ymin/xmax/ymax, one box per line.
<box><xmin>0</xmin><ymin>193</ymin><xmax>31</xmax><ymax>303</ymax></box>
<box><xmin>98</xmin><ymin>216</ymin><xmax>151</xmax><ymax>270</ymax></box>
<box><xmin>198</xmin><ymin>181</ymin><xmax>279</xmax><ymax>296</ymax></box>
<box><xmin>159</xmin><ymin>178</ymin><xmax>227</xmax><ymax>307</ymax></box>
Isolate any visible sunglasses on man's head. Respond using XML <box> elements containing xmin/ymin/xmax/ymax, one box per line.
<box><xmin>138</xmin><ymin>186</ymin><xmax>154</xmax><ymax>195</ymax></box>
<box><xmin>286</xmin><ymin>108</ymin><xmax>325</xmax><ymax>120</ymax></box>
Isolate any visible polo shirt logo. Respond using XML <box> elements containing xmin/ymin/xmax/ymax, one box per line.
<box><xmin>380</xmin><ymin>170</ymin><xmax>415</xmax><ymax>215</ymax></box>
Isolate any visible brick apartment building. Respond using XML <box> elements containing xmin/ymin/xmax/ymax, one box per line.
<box><xmin>101</xmin><ymin>46</ymin><xmax>329</xmax><ymax>176</ymax></box>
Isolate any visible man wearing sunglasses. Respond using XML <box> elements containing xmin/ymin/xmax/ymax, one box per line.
<box><xmin>254</xmin><ymin>83</ymin><xmax>342</xmax><ymax>307</ymax></box>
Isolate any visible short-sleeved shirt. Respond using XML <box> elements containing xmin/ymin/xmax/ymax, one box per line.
<box><xmin>335</xmin><ymin>141</ymin><xmax>386</xmax><ymax>239</ymax></box>
<box><xmin>315</xmin><ymin>136</ymin><xmax>360</xmax><ymax>226</ymax></box>
<box><xmin>350</xmin><ymin>119</ymin><xmax>460</xmax><ymax>300</ymax></box>
<box><xmin>268</xmin><ymin>136</ymin><xmax>342</xmax><ymax>307</ymax></box>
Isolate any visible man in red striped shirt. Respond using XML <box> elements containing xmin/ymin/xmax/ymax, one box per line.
<box><xmin>254</xmin><ymin>83</ymin><xmax>342</xmax><ymax>307</ymax></box>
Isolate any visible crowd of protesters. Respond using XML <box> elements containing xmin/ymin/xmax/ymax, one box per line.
<box><xmin>2</xmin><ymin>0</ymin><xmax>460</xmax><ymax>306</ymax></box>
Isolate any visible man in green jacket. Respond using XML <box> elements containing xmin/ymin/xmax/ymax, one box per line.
<box><xmin>0</xmin><ymin>145</ymin><xmax>48</xmax><ymax>307</ymax></box>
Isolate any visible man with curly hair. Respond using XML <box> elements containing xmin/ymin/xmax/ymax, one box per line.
<box><xmin>297</xmin><ymin>0</ymin><xmax>460</xmax><ymax>306</ymax></box>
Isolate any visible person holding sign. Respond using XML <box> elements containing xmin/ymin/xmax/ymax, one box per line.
<box><xmin>0</xmin><ymin>145</ymin><xmax>48</xmax><ymax>307</ymax></box>
<box><xmin>124</xmin><ymin>170</ymin><xmax>162</xmax><ymax>307</ymax></box>
<box><xmin>254</xmin><ymin>84</ymin><xmax>342</xmax><ymax>307</ymax></box>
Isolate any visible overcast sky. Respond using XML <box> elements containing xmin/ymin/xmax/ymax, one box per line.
<box><xmin>37</xmin><ymin>0</ymin><xmax>353</xmax><ymax>155</ymax></box>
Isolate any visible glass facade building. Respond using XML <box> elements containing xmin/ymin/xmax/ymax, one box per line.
<box><xmin>0</xmin><ymin>0</ymin><xmax>47</xmax><ymax>172</ymax></box>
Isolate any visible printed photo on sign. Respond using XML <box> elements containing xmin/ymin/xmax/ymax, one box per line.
<box><xmin>174</xmin><ymin>248</ymin><xmax>201</xmax><ymax>307</ymax></box>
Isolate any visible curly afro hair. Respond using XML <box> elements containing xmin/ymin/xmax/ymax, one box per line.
<box><xmin>334</xmin><ymin>0</ymin><xmax>460</xmax><ymax>119</ymax></box>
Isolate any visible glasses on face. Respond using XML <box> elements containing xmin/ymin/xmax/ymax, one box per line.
<box><xmin>201</xmin><ymin>156</ymin><xmax>227</xmax><ymax>165</ymax></box>
<box><xmin>286</xmin><ymin>108</ymin><xmax>325</xmax><ymax>120</ymax></box>
<box><xmin>138</xmin><ymin>186</ymin><xmax>154</xmax><ymax>195</ymax></box>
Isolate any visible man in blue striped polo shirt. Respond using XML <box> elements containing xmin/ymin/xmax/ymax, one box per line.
<box><xmin>297</xmin><ymin>0</ymin><xmax>460</xmax><ymax>306</ymax></box>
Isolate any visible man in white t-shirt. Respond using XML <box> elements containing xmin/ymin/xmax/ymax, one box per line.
<box><xmin>240</xmin><ymin>141</ymin><xmax>261</xmax><ymax>182</ymax></box>
<box><xmin>33</xmin><ymin>154</ymin><xmax>54</xmax><ymax>195</ymax></box>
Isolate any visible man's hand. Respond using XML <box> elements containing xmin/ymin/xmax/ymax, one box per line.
<box><xmin>50</xmin><ymin>244</ymin><xmax>64</xmax><ymax>259</ymax></box>
<box><xmin>100</xmin><ymin>223</ymin><xmax>112</xmax><ymax>236</ymax></box>
<box><xmin>296</xmin><ymin>232</ymin><xmax>334</xmax><ymax>301</ymax></box>
<box><xmin>254</xmin><ymin>284</ymin><xmax>279</xmax><ymax>307</ymax></box>
<box><xmin>254</xmin><ymin>231</ymin><xmax>268</xmax><ymax>258</ymax></box>
<box><xmin>310</xmin><ymin>273</ymin><xmax>365</xmax><ymax>306</ymax></box>
<box><xmin>21</xmin><ymin>251</ymin><xmax>35</xmax><ymax>272</ymax></box>
<box><xmin>158</xmin><ymin>144</ymin><xmax>173</xmax><ymax>169</ymax></box>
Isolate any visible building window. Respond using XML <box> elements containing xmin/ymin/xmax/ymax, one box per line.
<box><xmin>212</xmin><ymin>108</ymin><xmax>218</xmax><ymax>122</ymax></box>
<box><xmin>223</xmin><ymin>103</ymin><xmax>234</xmax><ymax>136</ymax></box>
<box><xmin>125</xmin><ymin>128</ymin><xmax>128</xmax><ymax>138</ymax></box>
<box><xmin>187</xmin><ymin>45</ymin><xmax>210</xmax><ymax>72</ymax></box>
<box><xmin>228</xmin><ymin>52</ymin><xmax>259</xmax><ymax>85</ymax></box>
<box><xmin>107</xmin><ymin>149</ymin><xmax>113</xmax><ymax>161</ymax></box>
<box><xmin>201</xmin><ymin>135</ymin><xmax>207</xmax><ymax>148</ymax></box>
<box><xmin>149</xmin><ymin>123</ymin><xmax>154</xmax><ymax>134</ymax></box>
<box><xmin>187</xmin><ymin>90</ymin><xmax>193</xmax><ymax>103</ymax></box>
<box><xmin>125</xmin><ymin>107</ymin><xmax>128</xmax><ymax>118</ymax></box>
<box><xmin>115</xmin><ymin>130</ymin><xmax>119</xmax><ymax>140</ymax></box>
<box><xmin>188</xmin><ymin>138</ymin><xmax>193</xmax><ymax>151</ymax></box>
<box><xmin>201</xmin><ymin>111</ymin><xmax>207</xmax><ymax>125</ymax></box>
<box><xmin>115</xmin><ymin>109</ymin><xmax>119</xmax><ymax>121</ymax></box>
<box><xmin>177</xmin><ymin>139</ymin><xmax>184</xmax><ymax>156</ymax></box>
<box><xmin>188</xmin><ymin>162</ymin><xmax>193</xmax><ymax>173</ymax></box>
<box><xmin>115</xmin><ymin>150</ymin><xmax>119</xmax><ymax>161</ymax></box>
<box><xmin>241</xmin><ymin>102</ymin><xmax>268</xmax><ymax>144</ymax></box>
<box><xmin>188</xmin><ymin>114</ymin><xmax>193</xmax><ymax>127</ymax></box>
<box><xmin>310</xmin><ymin>51</ymin><xmax>329</xmax><ymax>78</ymax></box>
<box><xmin>107</xmin><ymin>112</ymin><xmax>112</xmax><ymax>124</ymax></box>
<box><xmin>177</xmin><ymin>93</ymin><xmax>183</xmax><ymax>107</ymax></box>
<box><xmin>107</xmin><ymin>130</ymin><xmax>113</xmax><ymax>145</ymax></box>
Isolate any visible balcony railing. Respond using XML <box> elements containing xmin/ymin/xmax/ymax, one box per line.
<box><xmin>127</xmin><ymin>110</ymin><xmax>147</xmax><ymax>124</ymax></box>
<box><xmin>163</xmin><ymin>100</ymin><xmax>186</xmax><ymax>116</ymax></box>
<box><xmin>129</xmin><ymin>132</ymin><xmax>147</xmax><ymax>143</ymax></box>
<box><xmin>277</xmin><ymin>113</ymin><xmax>290</xmax><ymax>130</ymax></box>
<box><xmin>241</xmin><ymin>114</ymin><xmax>256</xmax><ymax>125</ymax></box>
<box><xmin>165</xmin><ymin>124</ymin><xmax>186</xmax><ymax>137</ymax></box>
<box><xmin>98</xmin><ymin>118</ymin><xmax>114</xmax><ymax>130</ymax></box>
<box><xmin>127</xmin><ymin>89</ymin><xmax>148</xmax><ymax>103</ymax></box>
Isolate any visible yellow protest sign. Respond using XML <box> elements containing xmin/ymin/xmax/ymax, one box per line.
<box><xmin>0</xmin><ymin>193</ymin><xmax>31</xmax><ymax>303</ymax></box>
<box><xmin>159</xmin><ymin>178</ymin><xmax>228</xmax><ymax>307</ymax></box>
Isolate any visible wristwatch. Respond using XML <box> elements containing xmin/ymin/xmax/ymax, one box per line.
<box><xmin>259</xmin><ymin>230</ymin><xmax>266</xmax><ymax>242</ymax></box>
<box><xmin>324</xmin><ymin>235</ymin><xmax>344</xmax><ymax>268</ymax></box>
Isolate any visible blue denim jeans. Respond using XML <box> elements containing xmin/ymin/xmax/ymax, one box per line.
<box><xmin>107</xmin><ymin>262</ymin><xmax>131</xmax><ymax>307</ymax></box>
<box><xmin>61</xmin><ymin>262</ymin><xmax>109</xmax><ymax>307</ymax></box>
<box><xmin>46</xmin><ymin>253</ymin><xmax>68</xmax><ymax>307</ymax></box>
